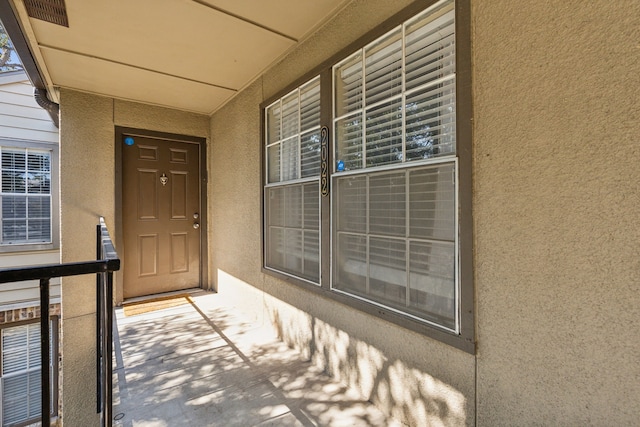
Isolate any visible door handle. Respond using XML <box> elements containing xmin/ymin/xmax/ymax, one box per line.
<box><xmin>193</xmin><ymin>223</ymin><xmax>200</xmax><ymax>229</ymax></box>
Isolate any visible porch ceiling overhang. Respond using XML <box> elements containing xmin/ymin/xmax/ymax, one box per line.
<box><xmin>3</xmin><ymin>0</ymin><xmax>351</xmax><ymax>114</ymax></box>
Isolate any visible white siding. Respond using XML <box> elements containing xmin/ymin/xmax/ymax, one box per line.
<box><xmin>0</xmin><ymin>73</ymin><xmax>58</xmax><ymax>144</ymax></box>
<box><xmin>0</xmin><ymin>251</ymin><xmax>61</xmax><ymax>308</ymax></box>
<box><xmin>0</xmin><ymin>72</ymin><xmax>60</xmax><ymax>309</ymax></box>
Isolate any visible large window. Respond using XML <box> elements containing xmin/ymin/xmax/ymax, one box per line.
<box><xmin>332</xmin><ymin>0</ymin><xmax>458</xmax><ymax>330</ymax></box>
<box><xmin>0</xmin><ymin>320</ymin><xmax>58</xmax><ymax>426</ymax></box>
<box><xmin>265</xmin><ymin>78</ymin><xmax>321</xmax><ymax>283</ymax></box>
<box><xmin>263</xmin><ymin>0</ymin><xmax>473</xmax><ymax>350</ymax></box>
<box><xmin>0</xmin><ymin>146</ymin><xmax>52</xmax><ymax>246</ymax></box>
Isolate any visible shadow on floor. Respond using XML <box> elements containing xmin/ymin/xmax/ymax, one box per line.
<box><xmin>112</xmin><ymin>291</ymin><xmax>400</xmax><ymax>427</ymax></box>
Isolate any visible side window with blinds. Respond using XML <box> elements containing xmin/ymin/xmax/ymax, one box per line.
<box><xmin>1</xmin><ymin>321</ymin><xmax>57</xmax><ymax>426</ymax></box>
<box><xmin>332</xmin><ymin>0</ymin><xmax>459</xmax><ymax>332</ymax></box>
<box><xmin>264</xmin><ymin>77</ymin><xmax>321</xmax><ymax>283</ymax></box>
<box><xmin>1</xmin><ymin>147</ymin><xmax>53</xmax><ymax>246</ymax></box>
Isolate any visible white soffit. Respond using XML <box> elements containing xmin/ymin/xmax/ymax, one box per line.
<box><xmin>40</xmin><ymin>48</ymin><xmax>235</xmax><ymax>113</ymax></box>
<box><xmin>16</xmin><ymin>0</ymin><xmax>351</xmax><ymax>114</ymax></box>
<box><xmin>199</xmin><ymin>0</ymin><xmax>351</xmax><ymax>40</ymax></box>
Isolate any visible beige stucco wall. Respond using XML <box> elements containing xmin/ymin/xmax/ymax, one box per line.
<box><xmin>59</xmin><ymin>89</ymin><xmax>209</xmax><ymax>426</ymax></box>
<box><xmin>210</xmin><ymin>0</ymin><xmax>640</xmax><ymax>426</ymax></box>
<box><xmin>473</xmin><ymin>0</ymin><xmax>640</xmax><ymax>425</ymax></box>
<box><xmin>210</xmin><ymin>0</ymin><xmax>476</xmax><ymax>426</ymax></box>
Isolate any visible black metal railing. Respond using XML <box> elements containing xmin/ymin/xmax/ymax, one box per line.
<box><xmin>0</xmin><ymin>217</ymin><xmax>120</xmax><ymax>427</ymax></box>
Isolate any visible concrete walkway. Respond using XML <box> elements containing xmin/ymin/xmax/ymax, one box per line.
<box><xmin>112</xmin><ymin>291</ymin><xmax>400</xmax><ymax>427</ymax></box>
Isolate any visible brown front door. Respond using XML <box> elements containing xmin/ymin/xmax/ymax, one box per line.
<box><xmin>122</xmin><ymin>134</ymin><xmax>201</xmax><ymax>299</ymax></box>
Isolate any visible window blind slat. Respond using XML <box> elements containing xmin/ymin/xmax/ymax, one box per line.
<box><xmin>365</xmin><ymin>29</ymin><xmax>402</xmax><ymax>106</ymax></box>
<box><xmin>335</xmin><ymin>54</ymin><xmax>363</xmax><ymax>117</ymax></box>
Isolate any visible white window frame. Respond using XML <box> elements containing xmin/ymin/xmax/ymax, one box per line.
<box><xmin>0</xmin><ymin>140</ymin><xmax>59</xmax><ymax>253</ymax></box>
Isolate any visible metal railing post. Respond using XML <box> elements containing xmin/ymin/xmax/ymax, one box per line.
<box><xmin>104</xmin><ymin>271</ymin><xmax>114</xmax><ymax>427</ymax></box>
<box><xmin>39</xmin><ymin>277</ymin><xmax>51</xmax><ymax>427</ymax></box>
<box><xmin>96</xmin><ymin>224</ymin><xmax>103</xmax><ymax>415</ymax></box>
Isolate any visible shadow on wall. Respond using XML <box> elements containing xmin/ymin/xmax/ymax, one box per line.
<box><xmin>215</xmin><ymin>268</ymin><xmax>467</xmax><ymax>426</ymax></box>
<box><xmin>268</xmin><ymin>303</ymin><xmax>467</xmax><ymax>426</ymax></box>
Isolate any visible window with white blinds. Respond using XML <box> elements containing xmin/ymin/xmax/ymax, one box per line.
<box><xmin>263</xmin><ymin>0</ymin><xmax>471</xmax><ymax>344</ymax></box>
<box><xmin>334</xmin><ymin>0</ymin><xmax>455</xmax><ymax>171</ymax></box>
<box><xmin>1</xmin><ymin>322</ymin><xmax>56</xmax><ymax>426</ymax></box>
<box><xmin>265</xmin><ymin>77</ymin><xmax>321</xmax><ymax>283</ymax></box>
<box><xmin>0</xmin><ymin>147</ymin><xmax>52</xmax><ymax>245</ymax></box>
<box><xmin>332</xmin><ymin>0</ymin><xmax>458</xmax><ymax>331</ymax></box>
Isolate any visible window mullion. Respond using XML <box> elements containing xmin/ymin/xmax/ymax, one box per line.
<box><xmin>297</xmin><ymin>89</ymin><xmax>302</xmax><ymax>180</ymax></box>
<box><xmin>365</xmin><ymin>174</ymin><xmax>370</xmax><ymax>294</ymax></box>
<box><xmin>401</xmin><ymin>20</ymin><xmax>407</xmax><ymax>164</ymax></box>
<box><xmin>361</xmin><ymin>48</ymin><xmax>367</xmax><ymax>169</ymax></box>
<box><xmin>405</xmin><ymin>169</ymin><xmax>410</xmax><ymax>307</ymax></box>
<box><xmin>279</xmin><ymin>100</ymin><xmax>284</xmax><ymax>182</ymax></box>
<box><xmin>301</xmin><ymin>183</ymin><xmax>305</xmax><ymax>276</ymax></box>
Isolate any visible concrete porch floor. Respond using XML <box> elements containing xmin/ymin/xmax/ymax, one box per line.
<box><xmin>112</xmin><ymin>291</ymin><xmax>401</xmax><ymax>427</ymax></box>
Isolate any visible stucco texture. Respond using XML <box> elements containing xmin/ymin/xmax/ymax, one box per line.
<box><xmin>59</xmin><ymin>89</ymin><xmax>209</xmax><ymax>426</ymax></box>
<box><xmin>209</xmin><ymin>1</ymin><xmax>475</xmax><ymax>425</ymax></box>
<box><xmin>473</xmin><ymin>0</ymin><xmax>640</xmax><ymax>425</ymax></box>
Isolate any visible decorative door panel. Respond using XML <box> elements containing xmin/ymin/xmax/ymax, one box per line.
<box><xmin>123</xmin><ymin>135</ymin><xmax>201</xmax><ymax>299</ymax></box>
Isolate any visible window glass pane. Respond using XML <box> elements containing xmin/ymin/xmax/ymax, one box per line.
<box><xmin>267</xmin><ymin>144</ymin><xmax>281</xmax><ymax>184</ymax></box>
<box><xmin>334</xmin><ymin>233</ymin><xmax>367</xmax><ymax>294</ymax></box>
<box><xmin>281</xmin><ymin>92</ymin><xmax>299</xmax><ymax>139</ymax></box>
<box><xmin>333</xmin><ymin>163</ymin><xmax>456</xmax><ymax>330</ymax></box>
<box><xmin>266</xmin><ymin>183</ymin><xmax>319</xmax><ymax>283</ymax></box>
<box><xmin>2</xmin><ymin>170</ymin><xmax>24</xmax><ymax>193</ymax></box>
<box><xmin>28</xmin><ymin>152</ymin><xmax>50</xmax><ymax>172</ymax></box>
<box><xmin>2</xmin><ymin>219</ymin><xmax>26</xmax><ymax>242</ymax></box>
<box><xmin>304</xmin><ymin>230</ymin><xmax>320</xmax><ymax>281</ymax></box>
<box><xmin>300</xmin><ymin>79</ymin><xmax>321</xmax><ymax>132</ymax></box>
<box><xmin>267</xmin><ymin>226</ymin><xmax>285</xmax><ymax>269</ymax></box>
<box><xmin>284</xmin><ymin>185</ymin><xmax>302</xmax><ymax>228</ymax></box>
<box><xmin>27</xmin><ymin>196</ymin><xmax>51</xmax><ymax>219</ymax></box>
<box><xmin>369</xmin><ymin>237</ymin><xmax>407</xmax><ymax>307</ymax></box>
<box><xmin>405</xmin><ymin>3</ymin><xmax>455</xmax><ymax>92</ymax></box>
<box><xmin>1</xmin><ymin>150</ymin><xmax>25</xmax><ymax>172</ymax></box>
<box><xmin>2</xmin><ymin>326</ymin><xmax>28</xmax><ymax>375</ymax></box>
<box><xmin>266</xmin><ymin>102</ymin><xmax>282</xmax><ymax>145</ymax></box>
<box><xmin>28</xmin><ymin>219</ymin><xmax>51</xmax><ymax>242</ymax></box>
<box><xmin>2</xmin><ymin>195</ymin><xmax>26</xmax><ymax>220</ymax></box>
<box><xmin>408</xmin><ymin>163</ymin><xmax>455</xmax><ymax>241</ymax></box>
<box><xmin>284</xmin><ymin>228</ymin><xmax>303</xmax><ymax>274</ymax></box>
<box><xmin>335</xmin><ymin>114</ymin><xmax>363</xmax><ymax>171</ymax></box>
<box><xmin>334</xmin><ymin>52</ymin><xmax>363</xmax><ymax>117</ymax></box>
<box><xmin>369</xmin><ymin>172</ymin><xmax>405</xmax><ymax>236</ymax></box>
<box><xmin>300</xmin><ymin>131</ymin><xmax>320</xmax><ymax>178</ymax></box>
<box><xmin>3</xmin><ymin>373</ymin><xmax>33</xmax><ymax>425</ymax></box>
<box><xmin>365</xmin><ymin>99</ymin><xmax>403</xmax><ymax>167</ymax></box>
<box><xmin>2</xmin><ymin>323</ymin><xmax>42</xmax><ymax>426</ymax></box>
<box><xmin>335</xmin><ymin>175</ymin><xmax>366</xmax><ymax>234</ymax></box>
<box><xmin>281</xmin><ymin>137</ymin><xmax>299</xmax><ymax>181</ymax></box>
<box><xmin>409</xmin><ymin>240</ymin><xmax>455</xmax><ymax>329</ymax></box>
<box><xmin>267</xmin><ymin>187</ymin><xmax>284</xmax><ymax>227</ymax></box>
<box><xmin>365</xmin><ymin>28</ymin><xmax>402</xmax><ymax>106</ymax></box>
<box><xmin>406</xmin><ymin>78</ymin><xmax>456</xmax><ymax>159</ymax></box>
<box><xmin>303</xmin><ymin>183</ymin><xmax>319</xmax><ymax>230</ymax></box>
<box><xmin>27</xmin><ymin>152</ymin><xmax>51</xmax><ymax>194</ymax></box>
